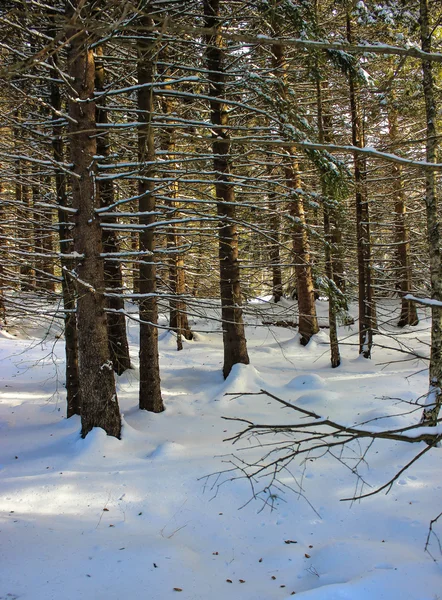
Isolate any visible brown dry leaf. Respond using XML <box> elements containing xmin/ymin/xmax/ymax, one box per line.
<box><xmin>304</xmin><ymin>553</ymin><xmax>311</xmax><ymax>558</ymax></box>
<box><xmin>271</xmin><ymin>576</ymin><xmax>276</xmax><ymax>580</ymax></box>
<box><xmin>173</xmin><ymin>588</ymin><xmax>183</xmax><ymax>592</ymax></box>
<box><xmin>103</xmin><ymin>508</ymin><xmax>109</xmax><ymax>512</ymax></box>
<box><xmin>239</xmin><ymin>579</ymin><xmax>245</xmax><ymax>583</ymax></box>
<box><xmin>226</xmin><ymin>579</ymin><xmax>233</xmax><ymax>583</ymax></box>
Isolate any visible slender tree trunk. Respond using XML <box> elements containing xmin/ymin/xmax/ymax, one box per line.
<box><xmin>0</xmin><ymin>180</ymin><xmax>6</xmax><ymax>324</ymax></box>
<box><xmin>137</xmin><ymin>14</ymin><xmax>164</xmax><ymax>412</ymax></box>
<box><xmin>266</xmin><ymin>161</ymin><xmax>283</xmax><ymax>303</ymax></box>
<box><xmin>15</xmin><ymin>117</ymin><xmax>34</xmax><ymax>291</ymax></box>
<box><xmin>159</xmin><ymin>56</ymin><xmax>193</xmax><ymax>346</ymax></box>
<box><xmin>270</xmin><ymin>40</ymin><xmax>318</xmax><ymax>345</ymax></box>
<box><xmin>316</xmin><ymin>76</ymin><xmax>340</xmax><ymax>368</ymax></box>
<box><xmin>420</xmin><ymin>0</ymin><xmax>442</xmax><ymax>426</ymax></box>
<box><xmin>347</xmin><ymin>12</ymin><xmax>373</xmax><ymax>358</ymax></box>
<box><xmin>95</xmin><ymin>44</ymin><xmax>131</xmax><ymax>375</ymax></box>
<box><xmin>387</xmin><ymin>106</ymin><xmax>419</xmax><ymax>327</ymax></box>
<box><xmin>66</xmin><ymin>0</ymin><xmax>121</xmax><ymax>438</ymax></box>
<box><xmin>204</xmin><ymin>0</ymin><xmax>250</xmax><ymax>378</ymax></box>
<box><xmin>49</xmin><ymin>19</ymin><xmax>81</xmax><ymax>417</ymax></box>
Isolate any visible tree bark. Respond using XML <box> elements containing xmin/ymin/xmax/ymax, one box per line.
<box><xmin>158</xmin><ymin>54</ymin><xmax>193</xmax><ymax>346</ymax></box>
<box><xmin>137</xmin><ymin>13</ymin><xmax>164</xmax><ymax>412</ymax></box>
<box><xmin>266</xmin><ymin>160</ymin><xmax>283</xmax><ymax>303</ymax></box>
<box><xmin>387</xmin><ymin>104</ymin><xmax>418</xmax><ymax>327</ymax></box>
<box><xmin>270</xmin><ymin>40</ymin><xmax>319</xmax><ymax>345</ymax></box>
<box><xmin>49</xmin><ymin>20</ymin><xmax>81</xmax><ymax>417</ymax></box>
<box><xmin>204</xmin><ymin>0</ymin><xmax>250</xmax><ymax>378</ymax></box>
<box><xmin>95</xmin><ymin>44</ymin><xmax>131</xmax><ymax>375</ymax></box>
<box><xmin>347</xmin><ymin>12</ymin><xmax>374</xmax><ymax>358</ymax></box>
<box><xmin>66</xmin><ymin>0</ymin><xmax>121</xmax><ymax>438</ymax></box>
<box><xmin>420</xmin><ymin>0</ymin><xmax>442</xmax><ymax>426</ymax></box>
<box><xmin>316</xmin><ymin>76</ymin><xmax>340</xmax><ymax>368</ymax></box>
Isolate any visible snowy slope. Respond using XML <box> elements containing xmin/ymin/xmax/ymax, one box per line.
<box><xmin>0</xmin><ymin>299</ymin><xmax>441</xmax><ymax>600</ymax></box>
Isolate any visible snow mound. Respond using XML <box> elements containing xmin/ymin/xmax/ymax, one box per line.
<box><xmin>147</xmin><ymin>441</ymin><xmax>185</xmax><ymax>459</ymax></box>
<box><xmin>286</xmin><ymin>373</ymin><xmax>326</xmax><ymax>390</ymax></box>
<box><xmin>219</xmin><ymin>363</ymin><xmax>265</xmax><ymax>396</ymax></box>
<box><xmin>296</xmin><ymin>390</ymin><xmax>338</xmax><ymax>408</ymax></box>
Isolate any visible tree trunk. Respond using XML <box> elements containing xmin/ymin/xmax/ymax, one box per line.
<box><xmin>266</xmin><ymin>161</ymin><xmax>283</xmax><ymax>303</ymax></box>
<box><xmin>347</xmin><ymin>12</ymin><xmax>373</xmax><ymax>358</ymax></box>
<box><xmin>15</xmin><ymin>116</ymin><xmax>34</xmax><ymax>292</ymax></box>
<box><xmin>387</xmin><ymin>105</ymin><xmax>419</xmax><ymax>327</ymax></box>
<box><xmin>316</xmin><ymin>76</ymin><xmax>340</xmax><ymax>368</ymax></box>
<box><xmin>270</xmin><ymin>41</ymin><xmax>318</xmax><ymax>345</ymax></box>
<box><xmin>204</xmin><ymin>0</ymin><xmax>250</xmax><ymax>379</ymax></box>
<box><xmin>66</xmin><ymin>0</ymin><xmax>121</xmax><ymax>438</ymax></box>
<box><xmin>420</xmin><ymin>0</ymin><xmax>442</xmax><ymax>426</ymax></box>
<box><xmin>49</xmin><ymin>17</ymin><xmax>81</xmax><ymax>417</ymax></box>
<box><xmin>95</xmin><ymin>44</ymin><xmax>131</xmax><ymax>375</ymax></box>
<box><xmin>159</xmin><ymin>55</ymin><xmax>193</xmax><ymax>346</ymax></box>
<box><xmin>0</xmin><ymin>180</ymin><xmax>6</xmax><ymax>324</ymax></box>
<box><xmin>137</xmin><ymin>14</ymin><xmax>164</xmax><ymax>412</ymax></box>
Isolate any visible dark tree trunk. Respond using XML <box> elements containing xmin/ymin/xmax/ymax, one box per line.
<box><xmin>316</xmin><ymin>76</ymin><xmax>340</xmax><ymax>368</ymax></box>
<box><xmin>66</xmin><ymin>0</ymin><xmax>121</xmax><ymax>438</ymax></box>
<box><xmin>137</xmin><ymin>14</ymin><xmax>164</xmax><ymax>412</ymax></box>
<box><xmin>266</xmin><ymin>161</ymin><xmax>283</xmax><ymax>303</ymax></box>
<box><xmin>204</xmin><ymin>0</ymin><xmax>250</xmax><ymax>379</ymax></box>
<box><xmin>49</xmin><ymin>19</ymin><xmax>81</xmax><ymax>417</ymax></box>
<box><xmin>95</xmin><ymin>44</ymin><xmax>131</xmax><ymax>375</ymax></box>
<box><xmin>420</xmin><ymin>0</ymin><xmax>442</xmax><ymax>426</ymax></box>
<box><xmin>15</xmin><ymin>118</ymin><xmax>34</xmax><ymax>291</ymax></box>
<box><xmin>387</xmin><ymin>106</ymin><xmax>419</xmax><ymax>327</ymax></box>
<box><xmin>347</xmin><ymin>13</ymin><xmax>373</xmax><ymax>358</ymax></box>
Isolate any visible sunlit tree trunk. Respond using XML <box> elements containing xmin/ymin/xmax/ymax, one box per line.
<box><xmin>420</xmin><ymin>0</ymin><xmax>442</xmax><ymax>426</ymax></box>
<box><xmin>271</xmin><ymin>40</ymin><xmax>318</xmax><ymax>345</ymax></box>
<box><xmin>95</xmin><ymin>44</ymin><xmax>131</xmax><ymax>375</ymax></box>
<box><xmin>204</xmin><ymin>0</ymin><xmax>250</xmax><ymax>378</ymax></box>
<box><xmin>159</xmin><ymin>55</ymin><xmax>193</xmax><ymax>347</ymax></box>
<box><xmin>66</xmin><ymin>0</ymin><xmax>121</xmax><ymax>438</ymax></box>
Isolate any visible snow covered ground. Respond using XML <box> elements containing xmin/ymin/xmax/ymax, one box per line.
<box><xmin>0</xmin><ymin>297</ymin><xmax>441</xmax><ymax>600</ymax></box>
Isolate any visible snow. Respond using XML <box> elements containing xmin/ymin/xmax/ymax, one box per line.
<box><xmin>1</xmin><ymin>298</ymin><xmax>441</xmax><ymax>599</ymax></box>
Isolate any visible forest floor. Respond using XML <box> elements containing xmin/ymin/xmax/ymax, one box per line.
<box><xmin>0</xmin><ymin>297</ymin><xmax>441</xmax><ymax>600</ymax></box>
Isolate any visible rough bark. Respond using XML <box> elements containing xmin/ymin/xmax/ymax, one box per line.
<box><xmin>347</xmin><ymin>13</ymin><xmax>373</xmax><ymax>358</ymax></box>
<box><xmin>420</xmin><ymin>0</ymin><xmax>442</xmax><ymax>426</ymax></box>
<box><xmin>266</xmin><ymin>161</ymin><xmax>283</xmax><ymax>303</ymax></box>
<box><xmin>137</xmin><ymin>14</ymin><xmax>164</xmax><ymax>412</ymax></box>
<box><xmin>270</xmin><ymin>41</ymin><xmax>319</xmax><ymax>345</ymax></box>
<box><xmin>0</xmin><ymin>180</ymin><xmax>5</xmax><ymax>324</ymax></box>
<box><xmin>15</xmin><ymin>116</ymin><xmax>34</xmax><ymax>292</ymax></box>
<box><xmin>66</xmin><ymin>0</ymin><xmax>121</xmax><ymax>438</ymax></box>
<box><xmin>95</xmin><ymin>44</ymin><xmax>131</xmax><ymax>375</ymax></box>
<box><xmin>159</xmin><ymin>55</ymin><xmax>193</xmax><ymax>346</ymax></box>
<box><xmin>204</xmin><ymin>0</ymin><xmax>250</xmax><ymax>378</ymax></box>
<box><xmin>49</xmin><ymin>28</ymin><xmax>81</xmax><ymax>417</ymax></box>
<box><xmin>387</xmin><ymin>105</ymin><xmax>418</xmax><ymax>327</ymax></box>
<box><xmin>316</xmin><ymin>76</ymin><xmax>340</xmax><ymax>368</ymax></box>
